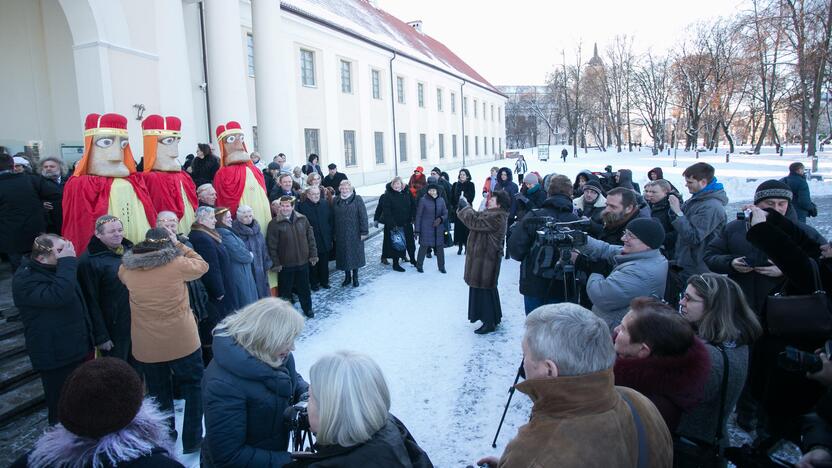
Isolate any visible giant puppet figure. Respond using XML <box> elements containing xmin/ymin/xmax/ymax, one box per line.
<box><xmin>141</xmin><ymin>114</ymin><xmax>198</xmax><ymax>233</ymax></box>
<box><xmin>63</xmin><ymin>113</ymin><xmax>157</xmax><ymax>253</ymax></box>
<box><xmin>213</xmin><ymin>121</ymin><xmax>271</xmax><ymax>234</ymax></box>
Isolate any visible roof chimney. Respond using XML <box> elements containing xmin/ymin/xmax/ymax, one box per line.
<box><xmin>407</xmin><ymin>20</ymin><xmax>423</xmax><ymax>34</ymax></box>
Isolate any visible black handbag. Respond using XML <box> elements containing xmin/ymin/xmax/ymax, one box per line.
<box><xmin>765</xmin><ymin>258</ymin><xmax>832</xmax><ymax>340</ymax></box>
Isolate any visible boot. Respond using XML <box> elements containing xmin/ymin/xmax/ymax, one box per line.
<box><xmin>392</xmin><ymin>258</ymin><xmax>405</xmax><ymax>272</ymax></box>
<box><xmin>341</xmin><ymin>270</ymin><xmax>352</xmax><ymax>287</ymax></box>
<box><xmin>474</xmin><ymin>323</ymin><xmax>496</xmax><ymax>334</ymax></box>
<box><xmin>381</xmin><ymin>257</ymin><xmax>389</xmax><ymax>265</ymax></box>
<box><xmin>457</xmin><ymin>245</ymin><xmax>463</xmax><ymax>255</ymax></box>
<box><xmin>351</xmin><ymin>269</ymin><xmax>359</xmax><ymax>287</ymax></box>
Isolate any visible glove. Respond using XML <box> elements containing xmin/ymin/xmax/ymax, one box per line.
<box><xmin>809</xmin><ymin>203</ymin><xmax>818</xmax><ymax>217</ymax></box>
<box><xmin>432</xmin><ymin>217</ymin><xmax>442</xmax><ymax>228</ymax></box>
<box><xmin>458</xmin><ymin>196</ymin><xmax>470</xmax><ymax>210</ymax></box>
<box><xmin>310</xmin><ymin>257</ymin><xmax>319</xmax><ymax>266</ymax></box>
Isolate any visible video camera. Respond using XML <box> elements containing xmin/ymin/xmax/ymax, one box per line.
<box><xmin>283</xmin><ymin>396</ymin><xmax>314</xmax><ymax>452</ymax></box>
<box><xmin>530</xmin><ymin>218</ymin><xmax>591</xmax><ymax>249</ymax></box>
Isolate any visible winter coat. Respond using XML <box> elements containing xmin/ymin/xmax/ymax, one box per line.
<box><xmin>297</xmin><ymin>198</ymin><xmax>335</xmax><ymax>253</ymax></box>
<box><xmin>508</xmin><ymin>194</ymin><xmax>579</xmax><ymax>298</ymax></box>
<box><xmin>677</xmin><ymin>343</ymin><xmax>750</xmax><ymax>447</ymax></box>
<box><xmin>457</xmin><ymin>206</ymin><xmax>508</xmax><ymax>289</ymax></box>
<box><xmin>266</xmin><ymin>212</ymin><xmax>318</xmax><ymax>270</ymax></box>
<box><xmin>0</xmin><ymin>172</ymin><xmax>62</xmax><ymax>254</ymax></box>
<box><xmin>231</xmin><ymin>219</ymin><xmax>273</xmax><ymax>299</ymax></box>
<box><xmin>615</xmin><ymin>169</ymin><xmax>640</xmax><ymax>194</ymax></box>
<box><xmin>515</xmin><ymin>158</ymin><xmax>527</xmax><ymax>175</ymax></box>
<box><xmin>286</xmin><ymin>415</ymin><xmax>433</xmax><ymax>468</ymax></box>
<box><xmin>648</xmin><ymin>196</ymin><xmax>678</xmax><ymax>259</ymax></box>
<box><xmin>414</xmin><ymin>194</ymin><xmax>448</xmax><ymax>248</ymax></box>
<box><xmin>202</xmin><ymin>334</ymin><xmax>308</xmax><ymax>468</ymax></box>
<box><xmin>408</xmin><ymin>173</ymin><xmax>426</xmax><ymax>198</ymax></box>
<box><xmin>572</xmin><ymin>170</ymin><xmax>599</xmax><ymax>197</ymax></box>
<box><xmin>41</xmin><ymin>176</ymin><xmax>64</xmax><ymax>235</ymax></box>
<box><xmin>179</xmin><ymin>235</ymin><xmax>211</xmax><ymax>323</ymax></box>
<box><xmin>217</xmin><ymin>226</ymin><xmax>258</xmax><ymax>308</ymax></box>
<box><xmin>301</xmin><ymin>163</ymin><xmax>323</xmax><ymax>177</ymax></box>
<box><xmin>189</xmin><ymin>226</ymin><xmax>240</xmax><ymax>317</ymax></box>
<box><xmin>13</xmin><ymin>400</ymin><xmax>182</xmax><ymax>468</ymax></box>
<box><xmin>672</xmin><ymin>184</ymin><xmax>729</xmax><ymax>277</ymax></box>
<box><xmin>783</xmin><ymin>172</ymin><xmax>815</xmax><ymax>222</ymax></box>
<box><xmin>514</xmin><ymin>183</ymin><xmax>546</xmax><ymax>220</ymax></box>
<box><xmin>190</xmin><ymin>155</ymin><xmax>220</xmax><ymax>187</ymax></box>
<box><xmin>614</xmin><ymin>338</ymin><xmax>712</xmax><ymax>432</ymax></box>
<box><xmin>118</xmin><ymin>243</ymin><xmax>208</xmax><ymax>364</ymax></box>
<box><xmin>449</xmin><ymin>180</ymin><xmax>475</xmax><ymax>222</ymax></box>
<box><xmin>78</xmin><ymin>236</ymin><xmax>133</xmax><ymax>346</ymax></box>
<box><xmin>12</xmin><ymin>257</ymin><xmax>92</xmax><ymax>371</ymax></box>
<box><xmin>322</xmin><ymin>172</ymin><xmax>348</xmax><ymax>192</ymax></box>
<box><xmin>573</xmin><ymin>192</ymin><xmax>605</xmax><ymax>222</ymax></box>
<box><xmin>333</xmin><ymin>193</ymin><xmax>369</xmax><ymax>270</ymax></box>
<box><xmin>482</xmin><ymin>175</ymin><xmax>498</xmax><ymax>202</ymax></box>
<box><xmin>497</xmin><ymin>369</ymin><xmax>673</xmax><ymax>468</ymax></box>
<box><xmin>579</xmin><ymin>237</ymin><xmax>669</xmax><ymax>329</ymax></box>
<box><xmin>380</xmin><ymin>186</ymin><xmax>416</xmax><ymax>259</ymax></box>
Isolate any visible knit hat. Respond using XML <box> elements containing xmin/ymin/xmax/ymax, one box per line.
<box><xmin>59</xmin><ymin>358</ymin><xmax>144</xmax><ymax>438</ymax></box>
<box><xmin>754</xmin><ymin>179</ymin><xmax>792</xmax><ymax>204</ymax></box>
<box><xmin>426</xmin><ymin>175</ymin><xmax>439</xmax><ymax>185</ymax></box>
<box><xmin>524</xmin><ymin>173</ymin><xmax>539</xmax><ymax>185</ymax></box>
<box><xmin>625</xmin><ymin>218</ymin><xmax>665</xmax><ymax>250</ymax></box>
<box><xmin>582</xmin><ymin>179</ymin><xmax>605</xmax><ymax>196</ymax></box>
<box><xmin>327</xmin><ymin>163</ymin><xmax>337</xmax><ymax>170</ymax></box>
<box><xmin>415</xmin><ymin>166</ymin><xmax>424</xmax><ymax>173</ymax></box>
<box><xmin>431</xmin><ymin>166</ymin><xmax>442</xmax><ymax>175</ymax></box>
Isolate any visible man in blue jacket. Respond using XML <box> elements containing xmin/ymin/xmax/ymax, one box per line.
<box><xmin>782</xmin><ymin>162</ymin><xmax>817</xmax><ymax>222</ymax></box>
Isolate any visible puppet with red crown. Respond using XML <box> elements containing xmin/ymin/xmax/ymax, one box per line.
<box><xmin>140</xmin><ymin>114</ymin><xmax>197</xmax><ymax>234</ymax></box>
<box><xmin>62</xmin><ymin>113</ymin><xmax>157</xmax><ymax>252</ymax></box>
<box><xmin>213</xmin><ymin>121</ymin><xmax>271</xmax><ymax>234</ymax></box>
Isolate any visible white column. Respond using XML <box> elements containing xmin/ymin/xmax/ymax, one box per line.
<box><xmin>251</xmin><ymin>0</ymin><xmax>282</xmax><ymax>159</ymax></box>
<box><xmin>204</xmin><ymin>0</ymin><xmax>251</xmax><ymax>143</ymax></box>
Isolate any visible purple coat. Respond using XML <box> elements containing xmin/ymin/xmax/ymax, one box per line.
<box><xmin>415</xmin><ymin>194</ymin><xmax>448</xmax><ymax>247</ymax></box>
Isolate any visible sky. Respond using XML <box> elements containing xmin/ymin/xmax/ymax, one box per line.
<box><xmin>379</xmin><ymin>0</ymin><xmax>747</xmax><ymax>86</ymax></box>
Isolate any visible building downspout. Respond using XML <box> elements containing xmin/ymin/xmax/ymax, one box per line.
<box><xmin>198</xmin><ymin>1</ymin><xmax>212</xmax><ymax>141</ymax></box>
<box><xmin>389</xmin><ymin>51</ymin><xmax>398</xmax><ymax>177</ymax></box>
<box><xmin>460</xmin><ymin>81</ymin><xmax>466</xmax><ymax>167</ymax></box>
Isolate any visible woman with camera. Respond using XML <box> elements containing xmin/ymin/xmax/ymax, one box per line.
<box><xmin>202</xmin><ymin>298</ymin><xmax>308</xmax><ymax>467</ymax></box>
<box><xmin>287</xmin><ymin>351</ymin><xmax>433</xmax><ymax>467</ymax></box>
<box><xmin>675</xmin><ymin>273</ymin><xmax>762</xmax><ymax>460</ymax></box>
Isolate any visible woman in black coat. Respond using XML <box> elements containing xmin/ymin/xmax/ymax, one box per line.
<box><xmin>12</xmin><ymin>234</ymin><xmax>92</xmax><ymax>424</ymax></box>
<box><xmin>297</xmin><ymin>186</ymin><xmax>335</xmax><ymax>290</ymax></box>
<box><xmin>189</xmin><ymin>143</ymin><xmax>220</xmax><ymax>187</ymax></box>
<box><xmin>380</xmin><ymin>177</ymin><xmax>416</xmax><ymax>271</ymax></box>
<box><xmin>450</xmin><ymin>169</ymin><xmax>475</xmax><ymax>255</ymax></box>
<box><xmin>202</xmin><ymin>298</ymin><xmax>308</xmax><ymax>467</ymax></box>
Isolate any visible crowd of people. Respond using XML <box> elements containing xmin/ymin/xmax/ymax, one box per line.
<box><xmin>2</xmin><ymin>140</ymin><xmax>831</xmax><ymax>467</ymax></box>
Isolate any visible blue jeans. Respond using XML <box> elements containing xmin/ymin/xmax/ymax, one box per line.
<box><xmin>523</xmin><ymin>295</ymin><xmax>560</xmax><ymax>316</ymax></box>
<box><xmin>141</xmin><ymin>349</ymin><xmax>204</xmax><ymax>452</ymax></box>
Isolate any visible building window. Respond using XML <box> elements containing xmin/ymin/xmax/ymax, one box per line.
<box><xmin>417</xmin><ymin>83</ymin><xmax>425</xmax><ymax>108</ymax></box>
<box><xmin>340</xmin><ymin>60</ymin><xmax>352</xmax><ymax>93</ymax></box>
<box><xmin>252</xmin><ymin>125</ymin><xmax>258</xmax><ymax>151</ymax></box>
<box><xmin>438</xmin><ymin>134</ymin><xmax>445</xmax><ymax>159</ymax></box>
<box><xmin>304</xmin><ymin>128</ymin><xmax>320</xmax><ymax>157</ymax></box>
<box><xmin>483</xmin><ymin>136</ymin><xmax>487</xmax><ymax>154</ymax></box>
<box><xmin>498</xmin><ymin>107</ymin><xmax>501</xmax><ymax>122</ymax></box>
<box><xmin>492</xmin><ymin>137</ymin><xmax>496</xmax><ymax>155</ymax></box>
<box><xmin>436</xmin><ymin>88</ymin><xmax>443</xmax><ymax>112</ymax></box>
<box><xmin>475</xmin><ymin>137</ymin><xmax>479</xmax><ymax>155</ymax></box>
<box><xmin>483</xmin><ymin>102</ymin><xmax>487</xmax><ymax>119</ymax></box>
<box><xmin>463</xmin><ymin>97</ymin><xmax>468</xmax><ymax>116</ymax></box>
<box><xmin>474</xmin><ymin>99</ymin><xmax>478</xmax><ymax>118</ymax></box>
<box><xmin>344</xmin><ymin>130</ymin><xmax>356</xmax><ymax>167</ymax></box>
<box><xmin>374</xmin><ymin>131</ymin><xmax>384</xmax><ymax>164</ymax></box>
<box><xmin>499</xmin><ymin>137</ymin><xmax>503</xmax><ymax>153</ymax></box>
<box><xmin>452</xmin><ymin>135</ymin><xmax>458</xmax><ymax>158</ymax></box>
<box><xmin>399</xmin><ymin>133</ymin><xmax>407</xmax><ymax>162</ymax></box>
<box><xmin>397</xmin><ymin>76</ymin><xmax>405</xmax><ymax>104</ymax></box>
<box><xmin>300</xmin><ymin>49</ymin><xmax>316</xmax><ymax>87</ymax></box>
<box><xmin>491</xmin><ymin>104</ymin><xmax>495</xmax><ymax>121</ymax></box>
<box><xmin>372</xmin><ymin>69</ymin><xmax>381</xmax><ymax>99</ymax></box>
<box><xmin>450</xmin><ymin>92</ymin><xmax>456</xmax><ymax>114</ymax></box>
<box><xmin>464</xmin><ymin>136</ymin><xmax>469</xmax><ymax>156</ymax></box>
<box><xmin>419</xmin><ymin>133</ymin><xmax>427</xmax><ymax>160</ymax></box>
<box><xmin>246</xmin><ymin>33</ymin><xmax>255</xmax><ymax>77</ymax></box>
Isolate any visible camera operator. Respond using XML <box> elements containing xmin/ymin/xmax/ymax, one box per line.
<box><xmin>573</xmin><ymin>218</ymin><xmax>669</xmax><ymax>330</ymax></box>
<box><xmin>587</xmin><ymin>187</ymin><xmax>647</xmax><ymax>246</ymax></box>
<box><xmin>287</xmin><ymin>351</ymin><xmax>433</xmax><ymax>467</ymax></box>
<box><xmin>508</xmin><ymin>175</ymin><xmax>579</xmax><ymax>314</ymax></box>
<box><xmin>202</xmin><ymin>298</ymin><xmax>308</xmax><ymax>467</ymax></box>
<box><xmin>613</xmin><ymin>297</ymin><xmax>711</xmax><ymax>432</ymax></box>
<box><xmin>643</xmin><ymin>179</ymin><xmax>678</xmax><ymax>259</ymax></box>
<box><xmin>476</xmin><ymin>304</ymin><xmax>672</xmax><ymax>467</ymax></box>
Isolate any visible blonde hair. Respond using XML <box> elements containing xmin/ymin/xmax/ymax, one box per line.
<box><xmin>214</xmin><ymin>298</ymin><xmax>305</xmax><ymax>367</ymax></box>
<box><xmin>306</xmin><ymin>172</ymin><xmax>321</xmax><ymax>186</ymax></box>
<box><xmin>687</xmin><ymin>273</ymin><xmax>762</xmax><ymax>345</ymax></box>
<box><xmin>310</xmin><ymin>351</ymin><xmax>390</xmax><ymax>447</ymax></box>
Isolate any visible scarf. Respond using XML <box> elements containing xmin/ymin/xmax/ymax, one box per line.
<box><xmin>697</xmin><ymin>177</ymin><xmax>724</xmax><ymax>195</ymax></box>
<box><xmin>190</xmin><ymin>222</ymin><xmax>222</xmax><ymax>243</ymax></box>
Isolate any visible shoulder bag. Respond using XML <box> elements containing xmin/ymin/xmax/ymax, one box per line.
<box><xmin>765</xmin><ymin>258</ymin><xmax>832</xmax><ymax>341</ymax></box>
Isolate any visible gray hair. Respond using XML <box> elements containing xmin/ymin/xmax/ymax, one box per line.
<box><xmin>310</xmin><ymin>351</ymin><xmax>390</xmax><ymax>447</ymax></box>
<box><xmin>156</xmin><ymin>211</ymin><xmax>177</xmax><ymax>224</ymax></box>
<box><xmin>524</xmin><ymin>303</ymin><xmax>615</xmax><ymax>376</ymax></box>
<box><xmin>649</xmin><ymin>179</ymin><xmax>672</xmax><ymax>193</ymax></box>
<box><xmin>39</xmin><ymin>156</ymin><xmax>65</xmax><ymax>174</ymax></box>
<box><xmin>195</xmin><ymin>206</ymin><xmax>215</xmax><ymax>223</ymax></box>
<box><xmin>197</xmin><ymin>183</ymin><xmax>215</xmax><ymax>196</ymax></box>
<box><xmin>215</xmin><ymin>298</ymin><xmax>305</xmax><ymax>367</ymax></box>
<box><xmin>236</xmin><ymin>204</ymin><xmax>253</xmax><ymax>215</ymax></box>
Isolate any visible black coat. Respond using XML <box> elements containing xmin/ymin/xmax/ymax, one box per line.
<box><xmin>12</xmin><ymin>257</ymin><xmax>92</xmax><ymax>370</ymax></box>
<box><xmin>190</xmin><ymin>155</ymin><xmax>220</xmax><ymax>187</ymax></box>
<box><xmin>286</xmin><ymin>416</ymin><xmax>433</xmax><ymax>468</ymax></box>
<box><xmin>0</xmin><ymin>172</ymin><xmax>61</xmax><ymax>254</ymax></box>
<box><xmin>380</xmin><ymin>186</ymin><xmax>416</xmax><ymax>259</ymax></box>
<box><xmin>297</xmin><ymin>198</ymin><xmax>335</xmax><ymax>253</ymax></box>
<box><xmin>202</xmin><ymin>335</ymin><xmax>308</xmax><ymax>467</ymax></box>
<box><xmin>78</xmin><ymin>236</ymin><xmax>133</xmax><ymax>346</ymax></box>
<box><xmin>783</xmin><ymin>172</ymin><xmax>815</xmax><ymax>221</ymax></box>
<box><xmin>42</xmin><ymin>176</ymin><xmax>65</xmax><ymax>234</ymax></box>
<box><xmin>508</xmin><ymin>194</ymin><xmax>579</xmax><ymax>298</ymax></box>
<box><xmin>449</xmin><ymin>181</ymin><xmax>475</xmax><ymax>218</ymax></box>
<box><xmin>649</xmin><ymin>197</ymin><xmax>678</xmax><ymax>259</ymax></box>
<box><xmin>322</xmin><ymin>172</ymin><xmax>348</xmax><ymax>191</ymax></box>
<box><xmin>188</xmin><ymin>229</ymin><xmax>239</xmax><ymax>318</ymax></box>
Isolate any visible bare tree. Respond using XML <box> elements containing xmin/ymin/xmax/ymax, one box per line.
<box><xmin>602</xmin><ymin>35</ymin><xmax>635</xmax><ymax>152</ymax></box>
<box><xmin>706</xmin><ymin>19</ymin><xmax>753</xmax><ymax>153</ymax></box>
<box><xmin>633</xmin><ymin>53</ymin><xmax>672</xmax><ymax>154</ymax></box>
<box><xmin>549</xmin><ymin>44</ymin><xmax>585</xmax><ymax>157</ymax></box>
<box><xmin>672</xmin><ymin>24</ymin><xmax>716</xmax><ymax>150</ymax></box>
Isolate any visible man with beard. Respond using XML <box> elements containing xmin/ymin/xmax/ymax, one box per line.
<box><xmin>39</xmin><ymin>157</ymin><xmax>66</xmax><ymax>234</ymax></box>
<box><xmin>644</xmin><ymin>179</ymin><xmax>678</xmax><ymax>259</ymax></box>
<box><xmin>588</xmin><ymin>187</ymin><xmax>645</xmax><ymax>246</ymax></box>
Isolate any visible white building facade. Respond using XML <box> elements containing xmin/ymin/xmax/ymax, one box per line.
<box><xmin>0</xmin><ymin>0</ymin><xmax>506</xmax><ymax>185</ymax></box>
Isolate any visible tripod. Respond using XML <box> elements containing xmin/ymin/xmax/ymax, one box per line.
<box><xmin>490</xmin><ymin>247</ymin><xmax>582</xmax><ymax>448</ymax></box>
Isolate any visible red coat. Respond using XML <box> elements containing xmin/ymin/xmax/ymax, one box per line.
<box><xmin>142</xmin><ymin>171</ymin><xmax>198</xmax><ymax>219</ymax></box>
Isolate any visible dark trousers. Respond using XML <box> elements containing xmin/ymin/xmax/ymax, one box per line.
<box><xmin>309</xmin><ymin>250</ymin><xmax>330</xmax><ymax>288</ymax></box>
<box><xmin>279</xmin><ymin>264</ymin><xmax>312</xmax><ymax>313</ymax></box>
<box><xmin>517</xmin><ymin>173</ymin><xmax>524</xmax><ymax>185</ymax></box>
<box><xmin>140</xmin><ymin>349</ymin><xmax>204</xmax><ymax>452</ymax></box>
<box><xmin>101</xmin><ymin>332</ymin><xmax>132</xmax><ymax>362</ymax></box>
<box><xmin>40</xmin><ymin>360</ymin><xmax>84</xmax><ymax>425</ymax></box>
<box><xmin>417</xmin><ymin>245</ymin><xmax>445</xmax><ymax>270</ymax></box>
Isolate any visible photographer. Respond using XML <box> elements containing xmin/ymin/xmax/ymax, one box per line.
<box><xmin>202</xmin><ymin>298</ymin><xmax>308</xmax><ymax>467</ymax></box>
<box><xmin>287</xmin><ymin>351</ymin><xmax>433</xmax><ymax>467</ymax></box>
<box><xmin>573</xmin><ymin>218</ymin><xmax>669</xmax><ymax>330</ymax></box>
<box><xmin>508</xmin><ymin>175</ymin><xmax>579</xmax><ymax>314</ymax></box>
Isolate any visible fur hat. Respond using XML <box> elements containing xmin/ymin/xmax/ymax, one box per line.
<box><xmin>59</xmin><ymin>358</ymin><xmax>144</xmax><ymax>438</ymax></box>
<box><xmin>754</xmin><ymin>179</ymin><xmax>792</xmax><ymax>204</ymax></box>
<box><xmin>625</xmin><ymin>218</ymin><xmax>665</xmax><ymax>250</ymax></box>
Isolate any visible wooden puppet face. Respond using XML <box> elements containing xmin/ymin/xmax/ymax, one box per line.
<box><xmin>152</xmin><ymin>136</ymin><xmax>181</xmax><ymax>171</ymax></box>
<box><xmin>88</xmin><ymin>133</ymin><xmax>130</xmax><ymax>177</ymax></box>
<box><xmin>223</xmin><ymin>132</ymin><xmax>249</xmax><ymax>165</ymax></box>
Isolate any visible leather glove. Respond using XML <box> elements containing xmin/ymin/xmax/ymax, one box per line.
<box><xmin>458</xmin><ymin>196</ymin><xmax>470</xmax><ymax>210</ymax></box>
<box><xmin>432</xmin><ymin>217</ymin><xmax>442</xmax><ymax>228</ymax></box>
